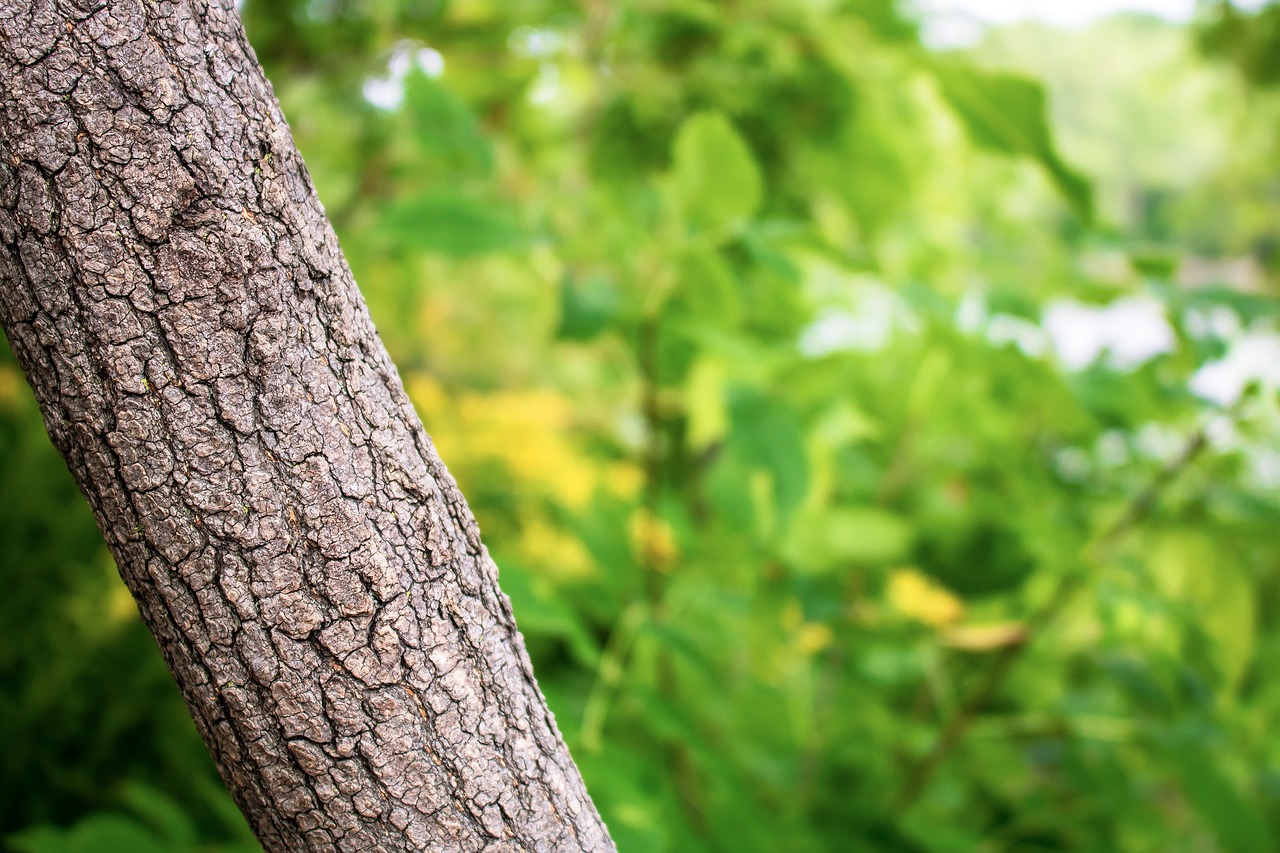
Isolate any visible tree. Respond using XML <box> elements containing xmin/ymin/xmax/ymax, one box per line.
<box><xmin>0</xmin><ymin>0</ymin><xmax>614</xmax><ymax>850</ymax></box>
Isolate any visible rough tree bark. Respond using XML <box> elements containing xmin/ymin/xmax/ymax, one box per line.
<box><xmin>0</xmin><ymin>1</ymin><xmax>615</xmax><ymax>850</ymax></box>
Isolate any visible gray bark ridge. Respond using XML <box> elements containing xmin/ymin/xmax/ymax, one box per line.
<box><xmin>0</xmin><ymin>1</ymin><xmax>614</xmax><ymax>850</ymax></box>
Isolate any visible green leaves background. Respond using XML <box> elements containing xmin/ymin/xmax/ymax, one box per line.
<box><xmin>4</xmin><ymin>2</ymin><xmax>1280</xmax><ymax>852</ymax></box>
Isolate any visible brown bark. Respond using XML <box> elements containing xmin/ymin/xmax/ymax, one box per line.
<box><xmin>0</xmin><ymin>1</ymin><xmax>614</xmax><ymax>851</ymax></box>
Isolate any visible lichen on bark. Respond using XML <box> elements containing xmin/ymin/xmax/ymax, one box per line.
<box><xmin>0</xmin><ymin>1</ymin><xmax>614</xmax><ymax>850</ymax></box>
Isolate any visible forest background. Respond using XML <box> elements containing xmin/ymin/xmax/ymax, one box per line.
<box><xmin>3</xmin><ymin>0</ymin><xmax>1280</xmax><ymax>851</ymax></box>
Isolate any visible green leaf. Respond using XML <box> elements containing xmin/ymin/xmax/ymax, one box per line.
<box><xmin>119</xmin><ymin>783</ymin><xmax>197</xmax><ymax>848</ymax></box>
<box><xmin>934</xmin><ymin>65</ymin><xmax>1093</xmax><ymax>220</ymax></box>
<box><xmin>672</xmin><ymin>246</ymin><xmax>741</xmax><ymax>326</ymax></box>
<box><xmin>704</xmin><ymin>447</ymin><xmax>758</xmax><ymax>531</ymax></box>
<box><xmin>726</xmin><ymin>386</ymin><xmax>809</xmax><ymax>521</ymax></box>
<box><xmin>671</xmin><ymin>111</ymin><xmax>763</xmax><ymax>235</ymax></box>
<box><xmin>915</xmin><ymin>518</ymin><xmax>1036</xmax><ymax>598</ymax></box>
<box><xmin>1172</xmin><ymin>744</ymin><xmax>1273</xmax><ymax>853</ymax></box>
<box><xmin>9</xmin><ymin>815</ymin><xmax>173</xmax><ymax>853</ymax></box>
<box><xmin>574</xmin><ymin>750</ymin><xmax>673</xmax><ymax>853</ymax></box>
<box><xmin>557</xmin><ymin>274</ymin><xmax>620</xmax><ymax>342</ymax></box>
<box><xmin>402</xmin><ymin>72</ymin><xmax>494</xmax><ymax>180</ymax></box>
<box><xmin>811</xmin><ymin>402</ymin><xmax>881</xmax><ymax>447</ymax></box>
<box><xmin>382</xmin><ymin>193</ymin><xmax>524</xmax><ymax>258</ymax></box>
<box><xmin>1129</xmin><ymin>250</ymin><xmax>1178</xmax><ymax>280</ymax></box>
<box><xmin>782</xmin><ymin>507</ymin><xmax>912</xmax><ymax>575</ymax></box>
<box><xmin>1152</xmin><ymin>532</ymin><xmax>1256</xmax><ymax>691</ymax></box>
<box><xmin>683</xmin><ymin>356</ymin><xmax>728</xmax><ymax>452</ymax></box>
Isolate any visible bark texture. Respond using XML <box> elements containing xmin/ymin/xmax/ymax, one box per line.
<box><xmin>0</xmin><ymin>2</ymin><xmax>614</xmax><ymax>850</ymax></box>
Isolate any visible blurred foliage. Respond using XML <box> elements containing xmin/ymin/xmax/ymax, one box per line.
<box><xmin>8</xmin><ymin>783</ymin><xmax>258</xmax><ymax>853</ymax></box>
<box><xmin>1201</xmin><ymin>1</ymin><xmax>1280</xmax><ymax>89</ymax></box>
<box><xmin>4</xmin><ymin>1</ymin><xmax>1280</xmax><ymax>851</ymax></box>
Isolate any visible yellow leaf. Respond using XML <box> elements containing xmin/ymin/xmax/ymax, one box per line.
<box><xmin>629</xmin><ymin>509</ymin><xmax>679</xmax><ymax>573</ymax></box>
<box><xmin>517</xmin><ymin>518</ymin><xmax>596</xmax><ymax>581</ymax></box>
<box><xmin>887</xmin><ymin>568</ymin><xmax>964</xmax><ymax>627</ymax></box>
<box><xmin>603</xmin><ymin>462</ymin><xmax>643</xmax><ymax>500</ymax></box>
<box><xmin>408</xmin><ymin>374</ymin><xmax>452</xmax><ymax>422</ymax></box>
<box><xmin>942</xmin><ymin>622</ymin><xmax>1027</xmax><ymax>651</ymax></box>
<box><xmin>796</xmin><ymin>623</ymin><xmax>835</xmax><ymax>656</ymax></box>
<box><xmin>683</xmin><ymin>358</ymin><xmax>728</xmax><ymax>451</ymax></box>
<box><xmin>415</xmin><ymin>381</ymin><xmax>600</xmax><ymax>509</ymax></box>
<box><xmin>0</xmin><ymin>364</ymin><xmax>24</xmax><ymax>409</ymax></box>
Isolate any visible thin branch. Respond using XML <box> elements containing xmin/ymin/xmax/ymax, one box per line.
<box><xmin>891</xmin><ymin>427</ymin><xmax>1210</xmax><ymax>812</ymax></box>
<box><xmin>580</xmin><ymin>600</ymin><xmax>650</xmax><ymax>753</ymax></box>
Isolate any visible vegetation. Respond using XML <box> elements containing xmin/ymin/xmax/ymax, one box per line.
<box><xmin>3</xmin><ymin>1</ymin><xmax>1279</xmax><ymax>850</ymax></box>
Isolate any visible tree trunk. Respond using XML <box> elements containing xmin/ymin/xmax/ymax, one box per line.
<box><xmin>0</xmin><ymin>1</ymin><xmax>614</xmax><ymax>850</ymax></box>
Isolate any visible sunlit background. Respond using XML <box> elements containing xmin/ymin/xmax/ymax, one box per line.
<box><xmin>3</xmin><ymin>1</ymin><xmax>1279</xmax><ymax>851</ymax></box>
<box><xmin>919</xmin><ymin>0</ymin><xmax>1271</xmax><ymax>43</ymax></box>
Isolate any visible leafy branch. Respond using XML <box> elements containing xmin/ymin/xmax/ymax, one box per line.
<box><xmin>891</xmin><ymin>427</ymin><xmax>1211</xmax><ymax>811</ymax></box>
